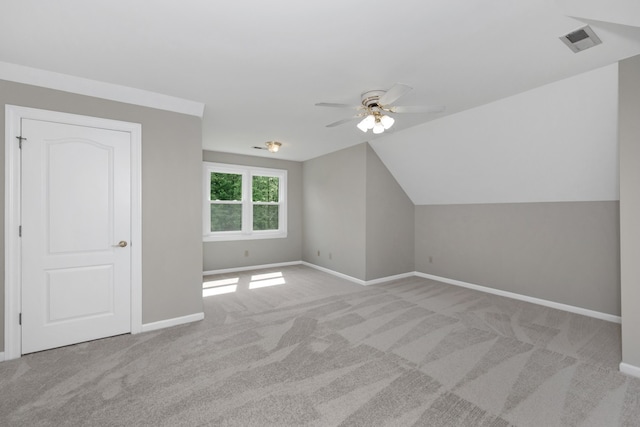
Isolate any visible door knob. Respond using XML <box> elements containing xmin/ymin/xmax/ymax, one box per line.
<box><xmin>113</xmin><ymin>241</ymin><xmax>128</xmax><ymax>248</ymax></box>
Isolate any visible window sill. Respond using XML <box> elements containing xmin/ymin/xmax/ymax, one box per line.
<box><xmin>203</xmin><ymin>232</ymin><xmax>288</xmax><ymax>242</ymax></box>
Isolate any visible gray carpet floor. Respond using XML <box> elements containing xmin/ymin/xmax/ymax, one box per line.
<box><xmin>1</xmin><ymin>265</ymin><xmax>639</xmax><ymax>426</ymax></box>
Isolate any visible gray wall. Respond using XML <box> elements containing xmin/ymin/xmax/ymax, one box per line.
<box><xmin>365</xmin><ymin>144</ymin><xmax>414</xmax><ymax>280</ymax></box>
<box><xmin>303</xmin><ymin>144</ymin><xmax>367</xmax><ymax>280</ymax></box>
<box><xmin>1</xmin><ymin>79</ymin><xmax>204</xmax><ymax>352</ymax></box>
<box><xmin>620</xmin><ymin>55</ymin><xmax>640</xmax><ymax>367</ymax></box>
<box><xmin>302</xmin><ymin>143</ymin><xmax>415</xmax><ymax>281</ymax></box>
<box><xmin>202</xmin><ymin>151</ymin><xmax>303</xmax><ymax>271</ymax></box>
<box><xmin>415</xmin><ymin>201</ymin><xmax>621</xmax><ymax>315</ymax></box>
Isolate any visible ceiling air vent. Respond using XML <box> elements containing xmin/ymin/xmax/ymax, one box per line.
<box><xmin>560</xmin><ymin>25</ymin><xmax>602</xmax><ymax>53</ymax></box>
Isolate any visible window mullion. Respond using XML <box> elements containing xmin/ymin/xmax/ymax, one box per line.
<box><xmin>243</xmin><ymin>170</ymin><xmax>251</xmax><ymax>234</ymax></box>
<box><xmin>278</xmin><ymin>174</ymin><xmax>283</xmax><ymax>229</ymax></box>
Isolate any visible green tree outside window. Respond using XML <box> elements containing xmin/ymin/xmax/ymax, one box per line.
<box><xmin>252</xmin><ymin>176</ymin><xmax>279</xmax><ymax>231</ymax></box>
<box><xmin>209</xmin><ymin>173</ymin><xmax>281</xmax><ymax>233</ymax></box>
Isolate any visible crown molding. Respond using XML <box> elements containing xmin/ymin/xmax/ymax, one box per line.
<box><xmin>0</xmin><ymin>61</ymin><xmax>205</xmax><ymax>118</ymax></box>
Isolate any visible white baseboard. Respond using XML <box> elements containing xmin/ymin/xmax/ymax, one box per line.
<box><xmin>301</xmin><ymin>262</ymin><xmax>366</xmax><ymax>285</ymax></box>
<box><xmin>301</xmin><ymin>262</ymin><xmax>415</xmax><ymax>286</ymax></box>
<box><xmin>141</xmin><ymin>312</ymin><xmax>205</xmax><ymax>333</ymax></box>
<box><xmin>0</xmin><ymin>351</ymin><xmax>4</xmax><ymax>362</ymax></box>
<box><xmin>416</xmin><ymin>272</ymin><xmax>621</xmax><ymax>324</ymax></box>
<box><xmin>620</xmin><ymin>362</ymin><xmax>640</xmax><ymax>379</ymax></box>
<box><xmin>363</xmin><ymin>272</ymin><xmax>417</xmax><ymax>286</ymax></box>
<box><xmin>204</xmin><ymin>261</ymin><xmax>302</xmax><ymax>276</ymax></box>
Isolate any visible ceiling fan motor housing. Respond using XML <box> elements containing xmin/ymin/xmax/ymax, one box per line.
<box><xmin>361</xmin><ymin>90</ymin><xmax>386</xmax><ymax>108</ymax></box>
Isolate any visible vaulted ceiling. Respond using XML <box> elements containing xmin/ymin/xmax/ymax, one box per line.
<box><xmin>1</xmin><ymin>0</ymin><xmax>639</xmax><ymax>162</ymax></box>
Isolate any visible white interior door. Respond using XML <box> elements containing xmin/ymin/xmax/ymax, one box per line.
<box><xmin>21</xmin><ymin>118</ymin><xmax>132</xmax><ymax>354</ymax></box>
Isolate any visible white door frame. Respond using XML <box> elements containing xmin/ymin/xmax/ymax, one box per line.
<box><xmin>4</xmin><ymin>105</ymin><xmax>143</xmax><ymax>360</ymax></box>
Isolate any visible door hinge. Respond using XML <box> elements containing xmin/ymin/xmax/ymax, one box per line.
<box><xmin>19</xmin><ymin>225</ymin><xmax>22</xmax><ymax>237</ymax></box>
<box><xmin>19</xmin><ymin>313</ymin><xmax>22</xmax><ymax>325</ymax></box>
<box><xmin>16</xmin><ymin>136</ymin><xmax>26</xmax><ymax>149</ymax></box>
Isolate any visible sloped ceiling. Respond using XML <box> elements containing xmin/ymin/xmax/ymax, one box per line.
<box><xmin>1</xmin><ymin>0</ymin><xmax>639</xmax><ymax>163</ymax></box>
<box><xmin>556</xmin><ymin>0</ymin><xmax>640</xmax><ymax>28</ymax></box>
<box><xmin>372</xmin><ymin>63</ymin><xmax>620</xmax><ymax>205</ymax></box>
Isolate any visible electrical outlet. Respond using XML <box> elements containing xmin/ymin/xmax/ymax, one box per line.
<box><xmin>429</xmin><ymin>256</ymin><xmax>433</xmax><ymax>263</ymax></box>
<box><xmin>317</xmin><ymin>250</ymin><xmax>320</xmax><ymax>257</ymax></box>
<box><xmin>244</xmin><ymin>250</ymin><xmax>249</xmax><ymax>257</ymax></box>
<box><xmin>329</xmin><ymin>252</ymin><xmax>332</xmax><ymax>260</ymax></box>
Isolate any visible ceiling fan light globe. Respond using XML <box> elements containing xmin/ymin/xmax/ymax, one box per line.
<box><xmin>373</xmin><ymin>123</ymin><xmax>385</xmax><ymax>134</ymax></box>
<box><xmin>380</xmin><ymin>115</ymin><xmax>395</xmax><ymax>129</ymax></box>
<box><xmin>356</xmin><ymin>118</ymin><xmax>370</xmax><ymax>132</ymax></box>
<box><xmin>364</xmin><ymin>114</ymin><xmax>376</xmax><ymax>129</ymax></box>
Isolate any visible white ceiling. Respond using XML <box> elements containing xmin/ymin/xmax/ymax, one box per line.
<box><xmin>1</xmin><ymin>0</ymin><xmax>639</xmax><ymax>162</ymax></box>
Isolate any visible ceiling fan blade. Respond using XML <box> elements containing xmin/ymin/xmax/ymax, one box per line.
<box><xmin>326</xmin><ymin>115</ymin><xmax>361</xmax><ymax>128</ymax></box>
<box><xmin>378</xmin><ymin>83</ymin><xmax>412</xmax><ymax>106</ymax></box>
<box><xmin>315</xmin><ymin>102</ymin><xmax>361</xmax><ymax>110</ymax></box>
<box><xmin>390</xmin><ymin>105</ymin><xmax>446</xmax><ymax>114</ymax></box>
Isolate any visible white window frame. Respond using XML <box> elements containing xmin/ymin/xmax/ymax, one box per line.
<box><xmin>203</xmin><ymin>162</ymin><xmax>287</xmax><ymax>242</ymax></box>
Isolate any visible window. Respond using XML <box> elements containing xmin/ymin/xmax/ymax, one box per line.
<box><xmin>203</xmin><ymin>162</ymin><xmax>287</xmax><ymax>241</ymax></box>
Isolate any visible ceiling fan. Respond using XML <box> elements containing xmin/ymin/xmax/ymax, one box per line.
<box><xmin>316</xmin><ymin>83</ymin><xmax>445</xmax><ymax>134</ymax></box>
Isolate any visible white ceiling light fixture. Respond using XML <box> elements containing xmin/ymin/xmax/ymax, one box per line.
<box><xmin>372</xmin><ymin>122</ymin><xmax>385</xmax><ymax>134</ymax></box>
<box><xmin>380</xmin><ymin>114</ymin><xmax>395</xmax><ymax>129</ymax></box>
<box><xmin>316</xmin><ymin>83</ymin><xmax>445</xmax><ymax>134</ymax></box>
<box><xmin>356</xmin><ymin>114</ymin><xmax>376</xmax><ymax>132</ymax></box>
<box><xmin>357</xmin><ymin>111</ymin><xmax>396</xmax><ymax>134</ymax></box>
<box><xmin>265</xmin><ymin>141</ymin><xmax>282</xmax><ymax>153</ymax></box>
